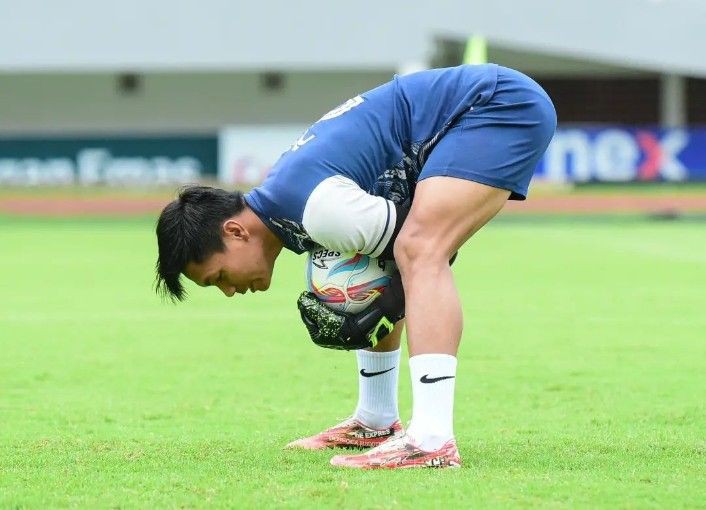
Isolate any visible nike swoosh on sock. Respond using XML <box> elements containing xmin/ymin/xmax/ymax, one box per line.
<box><xmin>419</xmin><ymin>374</ymin><xmax>455</xmax><ymax>384</ymax></box>
<box><xmin>360</xmin><ymin>367</ymin><xmax>395</xmax><ymax>377</ymax></box>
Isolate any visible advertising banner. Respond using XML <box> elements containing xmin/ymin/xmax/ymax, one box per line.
<box><xmin>219</xmin><ymin>125</ymin><xmax>706</xmax><ymax>187</ymax></box>
<box><xmin>535</xmin><ymin>127</ymin><xmax>706</xmax><ymax>183</ymax></box>
<box><xmin>0</xmin><ymin>136</ymin><xmax>217</xmax><ymax>186</ymax></box>
<box><xmin>218</xmin><ymin>125</ymin><xmax>308</xmax><ymax>186</ymax></box>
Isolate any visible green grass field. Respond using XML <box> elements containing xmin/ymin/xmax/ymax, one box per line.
<box><xmin>1</xmin><ymin>215</ymin><xmax>704</xmax><ymax>509</ymax></box>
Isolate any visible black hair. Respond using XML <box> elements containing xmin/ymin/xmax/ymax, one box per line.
<box><xmin>155</xmin><ymin>185</ymin><xmax>246</xmax><ymax>302</ymax></box>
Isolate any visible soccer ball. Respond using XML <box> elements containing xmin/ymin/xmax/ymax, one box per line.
<box><xmin>305</xmin><ymin>249</ymin><xmax>396</xmax><ymax>314</ymax></box>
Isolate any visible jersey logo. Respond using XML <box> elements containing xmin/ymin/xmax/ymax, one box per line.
<box><xmin>289</xmin><ymin>132</ymin><xmax>315</xmax><ymax>152</ymax></box>
<box><xmin>318</xmin><ymin>95</ymin><xmax>364</xmax><ymax>122</ymax></box>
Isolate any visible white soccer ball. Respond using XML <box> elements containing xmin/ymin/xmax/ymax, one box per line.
<box><xmin>305</xmin><ymin>249</ymin><xmax>396</xmax><ymax>314</ymax></box>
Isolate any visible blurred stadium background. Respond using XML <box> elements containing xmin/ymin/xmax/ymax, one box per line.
<box><xmin>1</xmin><ymin>0</ymin><xmax>705</xmax><ymax>206</ymax></box>
<box><xmin>1</xmin><ymin>1</ymin><xmax>705</xmax><ymax>508</ymax></box>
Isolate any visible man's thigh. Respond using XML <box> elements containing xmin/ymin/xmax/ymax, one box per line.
<box><xmin>400</xmin><ymin>177</ymin><xmax>510</xmax><ymax>259</ymax></box>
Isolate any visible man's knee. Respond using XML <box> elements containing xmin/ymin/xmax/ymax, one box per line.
<box><xmin>393</xmin><ymin>221</ymin><xmax>450</xmax><ymax>273</ymax></box>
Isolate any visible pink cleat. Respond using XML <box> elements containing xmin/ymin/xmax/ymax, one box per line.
<box><xmin>330</xmin><ymin>434</ymin><xmax>462</xmax><ymax>469</ymax></box>
<box><xmin>285</xmin><ymin>417</ymin><xmax>404</xmax><ymax>450</ymax></box>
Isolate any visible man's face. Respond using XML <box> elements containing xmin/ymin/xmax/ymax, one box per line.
<box><xmin>184</xmin><ymin>220</ymin><xmax>274</xmax><ymax>297</ymax></box>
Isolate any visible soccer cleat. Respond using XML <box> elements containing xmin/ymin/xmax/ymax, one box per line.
<box><xmin>285</xmin><ymin>417</ymin><xmax>403</xmax><ymax>450</ymax></box>
<box><xmin>330</xmin><ymin>434</ymin><xmax>462</xmax><ymax>469</ymax></box>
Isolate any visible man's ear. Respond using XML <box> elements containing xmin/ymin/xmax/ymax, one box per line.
<box><xmin>222</xmin><ymin>218</ymin><xmax>250</xmax><ymax>241</ymax></box>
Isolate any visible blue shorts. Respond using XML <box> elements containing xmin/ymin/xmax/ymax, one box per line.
<box><xmin>419</xmin><ymin>66</ymin><xmax>557</xmax><ymax>200</ymax></box>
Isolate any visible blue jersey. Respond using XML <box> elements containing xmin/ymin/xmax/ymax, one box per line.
<box><xmin>245</xmin><ymin>64</ymin><xmax>500</xmax><ymax>254</ymax></box>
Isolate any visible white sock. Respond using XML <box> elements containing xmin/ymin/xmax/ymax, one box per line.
<box><xmin>406</xmin><ymin>353</ymin><xmax>457</xmax><ymax>451</ymax></box>
<box><xmin>353</xmin><ymin>348</ymin><xmax>400</xmax><ymax>429</ymax></box>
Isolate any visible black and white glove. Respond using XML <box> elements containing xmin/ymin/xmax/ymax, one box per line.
<box><xmin>297</xmin><ymin>273</ymin><xmax>405</xmax><ymax>350</ymax></box>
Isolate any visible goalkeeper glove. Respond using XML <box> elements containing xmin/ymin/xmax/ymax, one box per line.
<box><xmin>297</xmin><ymin>272</ymin><xmax>405</xmax><ymax>350</ymax></box>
